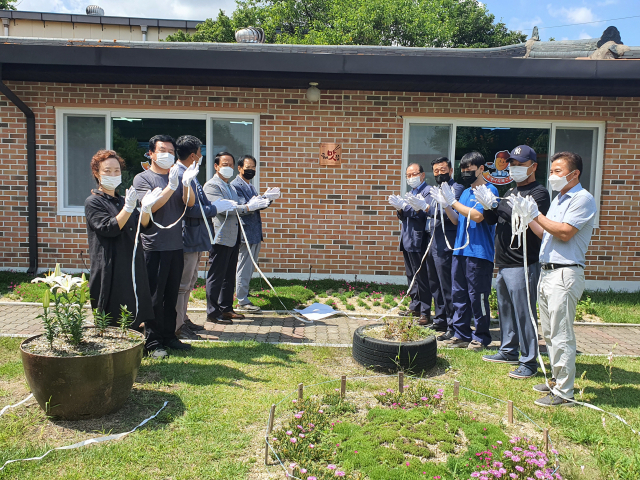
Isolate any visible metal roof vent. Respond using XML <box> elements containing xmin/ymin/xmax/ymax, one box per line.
<box><xmin>235</xmin><ymin>27</ymin><xmax>265</xmax><ymax>43</ymax></box>
<box><xmin>86</xmin><ymin>5</ymin><xmax>105</xmax><ymax>16</ymax></box>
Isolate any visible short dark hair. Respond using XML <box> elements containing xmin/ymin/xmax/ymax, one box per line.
<box><xmin>551</xmin><ymin>151</ymin><xmax>583</xmax><ymax>178</ymax></box>
<box><xmin>238</xmin><ymin>155</ymin><xmax>257</xmax><ymax>169</ymax></box>
<box><xmin>431</xmin><ymin>157</ymin><xmax>452</xmax><ymax>168</ymax></box>
<box><xmin>214</xmin><ymin>151</ymin><xmax>235</xmax><ymax>166</ymax></box>
<box><xmin>149</xmin><ymin>134</ymin><xmax>176</xmax><ymax>153</ymax></box>
<box><xmin>407</xmin><ymin>163</ymin><xmax>424</xmax><ymax>173</ymax></box>
<box><xmin>175</xmin><ymin>135</ymin><xmax>202</xmax><ymax>161</ymax></box>
<box><xmin>460</xmin><ymin>151</ymin><xmax>485</xmax><ymax>169</ymax></box>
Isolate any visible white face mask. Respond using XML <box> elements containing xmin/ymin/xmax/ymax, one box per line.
<box><xmin>218</xmin><ymin>166</ymin><xmax>234</xmax><ymax>179</ymax></box>
<box><xmin>197</xmin><ymin>156</ymin><xmax>203</xmax><ymax>167</ymax></box>
<box><xmin>509</xmin><ymin>165</ymin><xmax>532</xmax><ymax>183</ymax></box>
<box><xmin>548</xmin><ymin>170</ymin><xmax>575</xmax><ymax>192</ymax></box>
<box><xmin>154</xmin><ymin>152</ymin><xmax>175</xmax><ymax>169</ymax></box>
<box><xmin>100</xmin><ymin>174</ymin><xmax>121</xmax><ymax>191</ymax></box>
<box><xmin>407</xmin><ymin>176</ymin><xmax>422</xmax><ymax>189</ymax></box>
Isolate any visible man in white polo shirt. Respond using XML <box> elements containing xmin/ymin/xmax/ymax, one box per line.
<box><xmin>526</xmin><ymin>151</ymin><xmax>597</xmax><ymax>407</ymax></box>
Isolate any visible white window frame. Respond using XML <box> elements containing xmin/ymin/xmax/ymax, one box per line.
<box><xmin>55</xmin><ymin>108</ymin><xmax>260</xmax><ymax>216</ymax></box>
<box><xmin>402</xmin><ymin>117</ymin><xmax>605</xmax><ymax>226</ymax></box>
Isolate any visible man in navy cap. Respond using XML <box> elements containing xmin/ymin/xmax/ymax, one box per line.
<box><xmin>479</xmin><ymin>145</ymin><xmax>551</xmax><ymax>378</ymax></box>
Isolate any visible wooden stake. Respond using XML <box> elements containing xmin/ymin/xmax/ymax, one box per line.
<box><xmin>398</xmin><ymin>371</ymin><xmax>404</xmax><ymax>393</ymax></box>
<box><xmin>265</xmin><ymin>404</ymin><xmax>276</xmax><ymax>465</ymax></box>
<box><xmin>340</xmin><ymin>375</ymin><xmax>346</xmax><ymax>398</ymax></box>
<box><xmin>544</xmin><ymin>428</ymin><xmax>549</xmax><ymax>453</ymax></box>
<box><xmin>507</xmin><ymin>400</ymin><xmax>514</xmax><ymax>424</ymax></box>
<box><xmin>298</xmin><ymin>383</ymin><xmax>304</xmax><ymax>402</ymax></box>
<box><xmin>454</xmin><ymin>380</ymin><xmax>460</xmax><ymax>401</ymax></box>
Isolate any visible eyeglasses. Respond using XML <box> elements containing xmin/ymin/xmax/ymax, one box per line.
<box><xmin>406</xmin><ymin>172</ymin><xmax>422</xmax><ymax>178</ymax></box>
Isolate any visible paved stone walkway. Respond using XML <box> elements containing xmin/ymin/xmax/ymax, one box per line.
<box><xmin>1</xmin><ymin>303</ymin><xmax>639</xmax><ymax>356</ymax></box>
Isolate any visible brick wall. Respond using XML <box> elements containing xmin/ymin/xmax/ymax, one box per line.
<box><xmin>0</xmin><ymin>82</ymin><xmax>638</xmax><ymax>283</ymax></box>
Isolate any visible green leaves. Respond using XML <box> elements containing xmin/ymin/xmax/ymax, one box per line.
<box><xmin>166</xmin><ymin>0</ymin><xmax>527</xmax><ymax>48</ymax></box>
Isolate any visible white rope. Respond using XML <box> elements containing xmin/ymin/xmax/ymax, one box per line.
<box><xmin>0</xmin><ymin>394</ymin><xmax>33</xmax><ymax>417</ymax></box>
<box><xmin>148</xmin><ymin>187</ymin><xmax>190</xmax><ymax>230</ymax></box>
<box><xmin>0</xmin><ymin>401</ymin><xmax>168</xmax><ymax>472</ymax></box>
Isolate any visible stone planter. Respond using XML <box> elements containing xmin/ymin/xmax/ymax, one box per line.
<box><xmin>352</xmin><ymin>324</ymin><xmax>437</xmax><ymax>373</ymax></box>
<box><xmin>20</xmin><ymin>328</ymin><xmax>144</xmax><ymax>420</ymax></box>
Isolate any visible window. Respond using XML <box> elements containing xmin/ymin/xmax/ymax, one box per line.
<box><xmin>403</xmin><ymin>118</ymin><xmax>605</xmax><ymax>223</ymax></box>
<box><xmin>56</xmin><ymin>109</ymin><xmax>260</xmax><ymax>215</ymax></box>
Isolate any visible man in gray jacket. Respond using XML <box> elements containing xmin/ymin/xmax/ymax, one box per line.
<box><xmin>231</xmin><ymin>155</ymin><xmax>280</xmax><ymax>313</ymax></box>
<box><xmin>203</xmin><ymin>152</ymin><xmax>269</xmax><ymax>324</ymax></box>
<box><xmin>174</xmin><ymin>136</ymin><xmax>236</xmax><ymax>339</ymax></box>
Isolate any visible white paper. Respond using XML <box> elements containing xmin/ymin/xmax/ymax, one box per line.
<box><xmin>294</xmin><ymin>303</ymin><xmax>337</xmax><ymax>321</ymax></box>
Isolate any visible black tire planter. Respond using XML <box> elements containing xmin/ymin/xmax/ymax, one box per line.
<box><xmin>352</xmin><ymin>324</ymin><xmax>437</xmax><ymax>373</ymax></box>
<box><xmin>20</xmin><ymin>328</ymin><xmax>144</xmax><ymax>420</ymax></box>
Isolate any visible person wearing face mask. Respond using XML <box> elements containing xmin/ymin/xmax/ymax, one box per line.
<box><xmin>431</xmin><ymin>151</ymin><xmax>498</xmax><ymax>351</ymax></box>
<box><xmin>133</xmin><ymin>135</ymin><xmax>196</xmax><ymax>359</ymax></box>
<box><xmin>203</xmin><ymin>152</ymin><xmax>270</xmax><ymax>324</ymax></box>
<box><xmin>480</xmin><ymin>145</ymin><xmax>550</xmax><ymax>380</ymax></box>
<box><xmin>174</xmin><ymin>136</ymin><xmax>238</xmax><ymax>340</ymax></box>
<box><xmin>388</xmin><ymin>163</ymin><xmax>432</xmax><ymax>325</ymax></box>
<box><xmin>524</xmin><ymin>151</ymin><xmax>596</xmax><ymax>407</ymax></box>
<box><xmin>84</xmin><ymin>150</ymin><xmax>156</xmax><ymax>333</ymax></box>
<box><xmin>231</xmin><ymin>155</ymin><xmax>280</xmax><ymax>313</ymax></box>
<box><xmin>425</xmin><ymin>157</ymin><xmax>464</xmax><ymax>338</ymax></box>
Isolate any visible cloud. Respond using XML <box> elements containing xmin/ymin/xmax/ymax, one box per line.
<box><xmin>17</xmin><ymin>0</ymin><xmax>238</xmax><ymax>19</ymax></box>
<box><xmin>547</xmin><ymin>5</ymin><xmax>598</xmax><ymax>24</ymax></box>
<box><xmin>578</xmin><ymin>31</ymin><xmax>592</xmax><ymax>39</ymax></box>
<box><xmin>509</xmin><ymin>16</ymin><xmax>543</xmax><ymax>33</ymax></box>
<box><xmin>597</xmin><ymin>0</ymin><xmax>617</xmax><ymax>5</ymax></box>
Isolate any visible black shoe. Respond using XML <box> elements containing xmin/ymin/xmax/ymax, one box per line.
<box><xmin>184</xmin><ymin>317</ymin><xmax>205</xmax><ymax>331</ymax></box>
<box><xmin>432</xmin><ymin>324</ymin><xmax>448</xmax><ymax>333</ymax></box>
<box><xmin>418</xmin><ymin>315</ymin><xmax>432</xmax><ymax>326</ymax></box>
<box><xmin>176</xmin><ymin>324</ymin><xmax>199</xmax><ymax>340</ymax></box>
<box><xmin>165</xmin><ymin>338</ymin><xmax>192</xmax><ymax>350</ymax></box>
<box><xmin>437</xmin><ymin>331</ymin><xmax>454</xmax><ymax>342</ymax></box>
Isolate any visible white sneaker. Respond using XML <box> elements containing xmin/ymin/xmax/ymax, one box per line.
<box><xmin>236</xmin><ymin>303</ymin><xmax>261</xmax><ymax>312</ymax></box>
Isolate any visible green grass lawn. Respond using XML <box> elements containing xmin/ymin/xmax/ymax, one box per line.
<box><xmin>1</xmin><ymin>337</ymin><xmax>639</xmax><ymax>479</ymax></box>
<box><xmin>2</xmin><ymin>272</ymin><xmax>638</xmax><ymax>324</ymax></box>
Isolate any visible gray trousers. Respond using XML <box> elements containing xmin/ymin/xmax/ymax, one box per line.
<box><xmin>236</xmin><ymin>242</ymin><xmax>261</xmax><ymax>305</ymax></box>
<box><xmin>496</xmin><ymin>263</ymin><xmax>541</xmax><ymax>370</ymax></box>
<box><xmin>538</xmin><ymin>266</ymin><xmax>585</xmax><ymax>398</ymax></box>
<box><xmin>175</xmin><ymin>251</ymin><xmax>202</xmax><ymax>330</ymax></box>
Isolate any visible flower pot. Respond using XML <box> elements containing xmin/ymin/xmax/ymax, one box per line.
<box><xmin>20</xmin><ymin>328</ymin><xmax>144</xmax><ymax>420</ymax></box>
<box><xmin>352</xmin><ymin>324</ymin><xmax>437</xmax><ymax>373</ymax></box>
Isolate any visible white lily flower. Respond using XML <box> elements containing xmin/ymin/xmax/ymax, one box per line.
<box><xmin>52</xmin><ymin>275</ymin><xmax>84</xmax><ymax>293</ymax></box>
<box><xmin>31</xmin><ymin>271</ymin><xmax>58</xmax><ymax>287</ymax></box>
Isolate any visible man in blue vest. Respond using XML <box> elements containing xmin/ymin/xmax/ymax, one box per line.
<box><xmin>389</xmin><ymin>163</ymin><xmax>432</xmax><ymax>325</ymax></box>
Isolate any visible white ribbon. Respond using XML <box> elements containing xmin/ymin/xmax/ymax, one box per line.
<box><xmin>0</xmin><ymin>394</ymin><xmax>33</xmax><ymax>417</ymax></box>
<box><xmin>0</xmin><ymin>401</ymin><xmax>168</xmax><ymax>472</ymax></box>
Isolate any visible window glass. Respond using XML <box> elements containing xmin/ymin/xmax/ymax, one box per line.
<box><xmin>407</xmin><ymin>124</ymin><xmax>450</xmax><ymax>189</ymax></box>
<box><xmin>455</xmin><ymin>126</ymin><xmax>550</xmax><ymax>196</ymax></box>
<box><xmin>553</xmin><ymin>128</ymin><xmax>597</xmax><ymax>193</ymax></box>
<box><xmin>112</xmin><ymin>117</ymin><xmax>207</xmax><ymax>191</ymax></box>
<box><xmin>64</xmin><ymin>115</ymin><xmax>106</xmax><ymax>208</ymax></box>
<box><xmin>210</xmin><ymin>119</ymin><xmax>255</xmax><ymax>181</ymax></box>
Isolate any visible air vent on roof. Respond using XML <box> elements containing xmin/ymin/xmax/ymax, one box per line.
<box><xmin>86</xmin><ymin>5</ymin><xmax>105</xmax><ymax>16</ymax></box>
<box><xmin>235</xmin><ymin>27</ymin><xmax>265</xmax><ymax>43</ymax></box>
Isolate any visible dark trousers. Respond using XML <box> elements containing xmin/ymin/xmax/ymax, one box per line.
<box><xmin>427</xmin><ymin>242</ymin><xmax>455</xmax><ymax>331</ymax></box>
<box><xmin>451</xmin><ymin>255</ymin><xmax>493</xmax><ymax>345</ymax></box>
<box><xmin>402</xmin><ymin>248</ymin><xmax>432</xmax><ymax>316</ymax></box>
<box><xmin>143</xmin><ymin>249</ymin><xmax>184</xmax><ymax>350</ymax></box>
<box><xmin>206</xmin><ymin>236</ymin><xmax>241</xmax><ymax>317</ymax></box>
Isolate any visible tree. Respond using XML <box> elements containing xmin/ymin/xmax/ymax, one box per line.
<box><xmin>0</xmin><ymin>0</ymin><xmax>17</xmax><ymax>11</ymax></box>
<box><xmin>166</xmin><ymin>0</ymin><xmax>527</xmax><ymax>48</ymax></box>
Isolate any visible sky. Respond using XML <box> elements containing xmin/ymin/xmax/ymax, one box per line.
<box><xmin>13</xmin><ymin>0</ymin><xmax>640</xmax><ymax>46</ymax></box>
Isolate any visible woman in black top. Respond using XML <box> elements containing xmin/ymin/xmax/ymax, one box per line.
<box><xmin>84</xmin><ymin>150</ymin><xmax>155</xmax><ymax>328</ymax></box>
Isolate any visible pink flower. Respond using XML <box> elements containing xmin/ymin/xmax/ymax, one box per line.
<box><xmin>354</xmin><ymin>450</ymin><xmax>358</xmax><ymax>454</ymax></box>
<box><xmin>309</xmin><ymin>444</ymin><xmax>315</xmax><ymax>448</ymax></box>
<box><xmin>335</xmin><ymin>472</ymin><xmax>345</xmax><ymax>477</ymax></box>
<box><xmin>307</xmin><ymin>477</ymin><xmax>317</xmax><ymax>480</ymax></box>
<box><xmin>295</xmin><ymin>414</ymin><xmax>302</xmax><ymax>419</ymax></box>
<box><xmin>286</xmin><ymin>431</ymin><xmax>292</xmax><ymax>435</ymax></box>
<box><xmin>289</xmin><ymin>463</ymin><xmax>298</xmax><ymax>469</ymax></box>
<box><xmin>421</xmin><ymin>397</ymin><xmax>428</xmax><ymax>401</ymax></box>
<box><xmin>327</xmin><ymin>464</ymin><xmax>337</xmax><ymax>470</ymax></box>
<box><xmin>512</xmin><ymin>456</ymin><xmax>521</xmax><ymax>462</ymax></box>
<box><xmin>516</xmin><ymin>466</ymin><xmax>525</xmax><ymax>472</ymax></box>
<box><xmin>406</xmin><ymin>462</ymin><xmax>410</xmax><ymax>466</ymax></box>
<box><xmin>300</xmin><ymin>468</ymin><xmax>307</xmax><ymax>474</ymax></box>
<box><xmin>318</xmin><ymin>410</ymin><xmax>323</xmax><ymax>414</ymax></box>
<box><xmin>299</xmin><ymin>434</ymin><xmax>305</xmax><ymax>438</ymax></box>
<box><xmin>290</xmin><ymin>438</ymin><xmax>297</xmax><ymax>443</ymax></box>
<box><xmin>510</xmin><ymin>475</ymin><xmax>517</xmax><ymax>479</ymax></box>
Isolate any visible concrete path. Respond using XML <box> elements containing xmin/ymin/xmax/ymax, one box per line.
<box><xmin>1</xmin><ymin>303</ymin><xmax>638</xmax><ymax>356</ymax></box>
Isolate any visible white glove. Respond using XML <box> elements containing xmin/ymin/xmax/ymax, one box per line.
<box><xmin>123</xmin><ymin>187</ymin><xmax>138</xmax><ymax>213</ymax></box>
<box><xmin>246</xmin><ymin>196</ymin><xmax>270</xmax><ymax>211</ymax></box>
<box><xmin>388</xmin><ymin>195</ymin><xmax>407</xmax><ymax>211</ymax></box>
<box><xmin>406</xmin><ymin>193</ymin><xmax>429</xmax><ymax>212</ymax></box>
<box><xmin>441</xmin><ymin>182</ymin><xmax>457</xmax><ymax>207</ymax></box>
<box><xmin>212</xmin><ymin>199</ymin><xmax>237</xmax><ymax>214</ymax></box>
<box><xmin>429</xmin><ymin>188</ymin><xmax>449</xmax><ymax>208</ymax></box>
<box><xmin>263</xmin><ymin>187</ymin><xmax>281</xmax><ymax>201</ymax></box>
<box><xmin>168</xmin><ymin>164</ymin><xmax>180</xmax><ymax>191</ymax></box>
<box><xmin>182</xmin><ymin>162</ymin><xmax>199</xmax><ymax>187</ymax></box>
<box><xmin>507</xmin><ymin>194</ymin><xmax>539</xmax><ymax>225</ymax></box>
<box><xmin>140</xmin><ymin>187</ymin><xmax>164</xmax><ymax>214</ymax></box>
<box><xmin>473</xmin><ymin>184</ymin><xmax>498</xmax><ymax>210</ymax></box>
<box><xmin>526</xmin><ymin>196</ymin><xmax>540</xmax><ymax>220</ymax></box>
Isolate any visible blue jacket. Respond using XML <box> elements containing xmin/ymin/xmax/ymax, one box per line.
<box><xmin>230</xmin><ymin>175</ymin><xmax>268</xmax><ymax>245</ymax></box>
<box><xmin>429</xmin><ymin>179</ymin><xmax>464</xmax><ymax>253</ymax></box>
<box><xmin>397</xmin><ymin>181</ymin><xmax>431</xmax><ymax>253</ymax></box>
<box><xmin>179</xmin><ymin>162</ymin><xmax>218</xmax><ymax>253</ymax></box>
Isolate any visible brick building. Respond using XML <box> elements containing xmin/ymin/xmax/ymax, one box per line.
<box><xmin>1</xmin><ymin>11</ymin><xmax>639</xmax><ymax>290</ymax></box>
